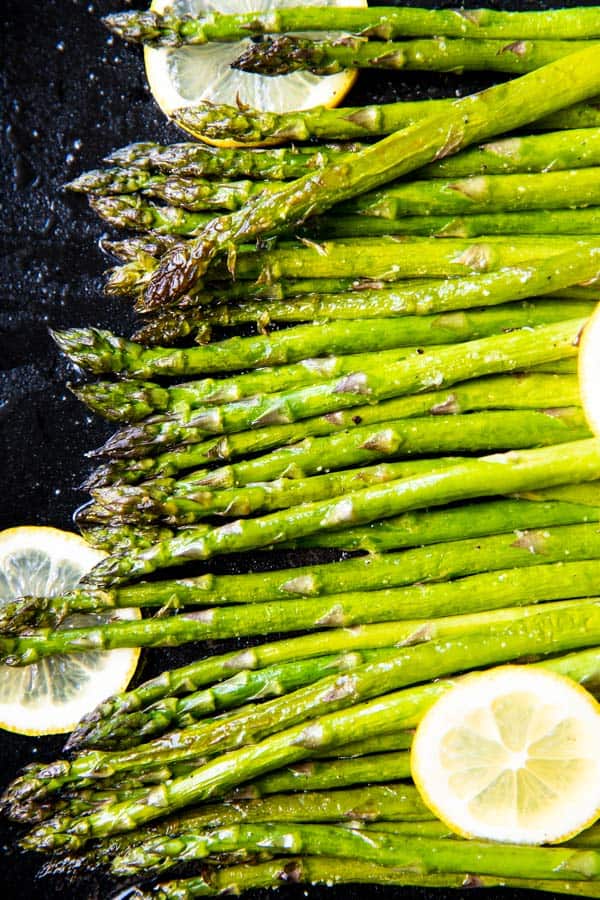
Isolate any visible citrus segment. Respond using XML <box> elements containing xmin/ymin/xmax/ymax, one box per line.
<box><xmin>411</xmin><ymin>665</ymin><xmax>600</xmax><ymax>844</ymax></box>
<box><xmin>0</xmin><ymin>526</ymin><xmax>140</xmax><ymax>735</ymax></box>
<box><xmin>144</xmin><ymin>0</ymin><xmax>367</xmax><ymax>145</ymax></box>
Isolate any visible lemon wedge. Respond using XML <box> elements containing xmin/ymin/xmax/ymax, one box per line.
<box><xmin>144</xmin><ymin>0</ymin><xmax>366</xmax><ymax>146</ymax></box>
<box><xmin>411</xmin><ymin>665</ymin><xmax>600</xmax><ymax>845</ymax></box>
<box><xmin>0</xmin><ymin>526</ymin><xmax>140</xmax><ymax>735</ymax></box>
<box><xmin>579</xmin><ymin>301</ymin><xmax>600</xmax><ymax>439</ymax></box>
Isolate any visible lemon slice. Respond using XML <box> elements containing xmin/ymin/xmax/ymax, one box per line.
<box><xmin>411</xmin><ymin>665</ymin><xmax>600</xmax><ymax>845</ymax></box>
<box><xmin>145</xmin><ymin>0</ymin><xmax>366</xmax><ymax>145</ymax></box>
<box><xmin>579</xmin><ymin>301</ymin><xmax>600</xmax><ymax>438</ymax></box>
<box><xmin>0</xmin><ymin>527</ymin><xmax>140</xmax><ymax>736</ymax></box>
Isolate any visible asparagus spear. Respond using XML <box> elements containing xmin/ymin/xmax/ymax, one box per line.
<box><xmin>13</xmin><ymin>517</ymin><xmax>600</xmax><ymax>662</ymax></box>
<box><xmin>81</xmin><ymin>489</ymin><xmax>600</xmax><ymax>558</ymax></box>
<box><xmin>96</xmin><ymin>407</ymin><xmax>587</xmax><ymax>481</ymax></box>
<box><xmin>89</xmin><ymin>326</ymin><xmax>590</xmax><ymax>460</ymax></box>
<box><xmin>104</xmin><ymin>6</ymin><xmax>600</xmax><ymax>45</ymax></box>
<box><xmin>86</xmin><ymin>458</ymin><xmax>460</xmax><ymax>524</ymax></box>
<box><xmin>79</xmin><ymin>524</ymin><xmax>173</xmax><ymax>554</ymax></box>
<box><xmin>72</xmin><ymin>345</ymin><xmax>432</xmax><ymax>423</ymax></box>
<box><xmin>65</xmin><ymin>652</ymin><xmax>383</xmax><ymax>750</ymax></box>
<box><xmin>81</xmin><ymin>340</ymin><xmax>554</xmax><ymax>427</ymax></box>
<box><xmin>236</xmin><ymin>752</ymin><xmax>411</xmax><ymax>798</ymax></box>
<box><xmin>113</xmin><ymin>235</ymin><xmax>597</xmax><ymax>305</ymax></box>
<box><xmin>134</xmin><ymin>256</ymin><xmax>600</xmax><ymax>344</ymax></box>
<box><xmin>43</xmin><ymin>790</ymin><xmax>434</xmax><ymax>881</ymax></box>
<box><xmin>88</xmin><ymin>165</ymin><xmax>600</xmax><ymax>224</ymax></box>
<box><xmin>121</xmin><ymin>857</ymin><xmax>600</xmax><ymax>900</ymax></box>
<box><xmin>54</xmin><ymin>308</ymin><xmax>587</xmax><ymax>380</ymax></box>
<box><xmin>174</xmin><ymin>97</ymin><xmax>600</xmax><ymax>147</ymax></box>
<box><xmin>18</xmin><ymin>645</ymin><xmax>600</xmax><ymax>851</ymax></box>
<box><xmin>76</xmin><ymin>144</ymin><xmax>359</xmax><ymax>186</ymax></box>
<box><xmin>235</xmin><ymin>35</ymin><xmax>598</xmax><ymax>78</ymax></box>
<box><xmin>151</xmin><ymin>48</ymin><xmax>600</xmax><ymax>306</ymax></box>
<box><xmin>5</xmin><ymin>552</ymin><xmax>600</xmax><ymax>663</ymax></box>
<box><xmin>9</xmin><ymin>603</ymin><xmax>600</xmax><ymax>804</ymax></box>
<box><xmin>83</xmin><ymin>168</ymin><xmax>600</xmax><ymax>224</ymax></box>
<box><xmin>99</xmin><ymin>128</ymin><xmax>600</xmax><ymax>186</ymax></box>
<box><xmin>421</xmin><ymin>127</ymin><xmax>600</xmax><ymax>178</ymax></box>
<box><xmin>86</xmin><ymin>370</ymin><xmax>582</xmax><ymax>484</ymax></box>
<box><xmin>91</xmin><ymin>410</ymin><xmax>590</xmax><ymax>524</ymax></box>
<box><xmin>72</xmin><ymin>588</ymin><xmax>600</xmax><ymax>757</ymax></box>
<box><xmin>85</xmin><ymin>438</ymin><xmax>600</xmax><ymax>585</ymax></box>
<box><xmin>110</xmin><ymin>822</ymin><xmax>600</xmax><ymax>881</ymax></box>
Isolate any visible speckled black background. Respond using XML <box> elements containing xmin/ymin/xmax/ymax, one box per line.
<box><xmin>0</xmin><ymin>0</ymin><xmax>596</xmax><ymax>897</ymax></box>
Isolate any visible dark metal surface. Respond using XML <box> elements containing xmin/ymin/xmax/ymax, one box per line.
<box><xmin>0</xmin><ymin>0</ymin><xmax>593</xmax><ymax>897</ymax></box>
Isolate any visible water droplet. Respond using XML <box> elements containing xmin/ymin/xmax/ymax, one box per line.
<box><xmin>56</xmin><ymin>40</ymin><xmax>65</xmax><ymax>52</ymax></box>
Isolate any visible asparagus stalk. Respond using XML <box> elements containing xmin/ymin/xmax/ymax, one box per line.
<box><xmin>86</xmin><ymin>369</ymin><xmax>582</xmax><ymax>484</ymax></box>
<box><xmin>235</xmin><ymin>35</ymin><xmax>599</xmax><ymax>78</ymax></box>
<box><xmin>103</xmin><ymin>6</ymin><xmax>600</xmax><ymax>47</ymax></box>
<box><xmin>110</xmin><ymin>823</ymin><xmax>600</xmax><ymax>881</ymax></box>
<box><xmin>13</xmin><ymin>517</ymin><xmax>600</xmax><ymax>656</ymax></box>
<box><xmin>150</xmin><ymin>48</ymin><xmax>600</xmax><ymax>306</ymax></box>
<box><xmin>84</xmin><ymin>437</ymin><xmax>600</xmax><ymax>585</ymax></box>
<box><xmin>122</xmin><ymin>857</ymin><xmax>600</xmax><ymax>900</ymax></box>
<box><xmin>64</xmin><ymin>652</ymin><xmax>383</xmax><ymax>750</ymax></box>
<box><xmin>135</xmin><ymin>278</ymin><xmax>599</xmax><ymax>348</ymax></box>
<box><xmin>80</xmin><ymin>340</ymin><xmax>555</xmax><ymax>427</ymax></box>
<box><xmin>44</xmin><ymin>788</ymin><xmax>433</xmax><ymax>880</ymax></box>
<box><xmin>86</xmin><ymin>458</ymin><xmax>461</xmax><ymax>525</ymax></box>
<box><xmin>104</xmin><ymin>6</ymin><xmax>600</xmax><ymax>45</ymax></box>
<box><xmin>237</xmin><ymin>751</ymin><xmax>412</xmax><ymax>797</ymax></box>
<box><xmin>71</xmin><ymin>601</ymin><xmax>600</xmax><ymax>759</ymax></box>
<box><xmin>73</xmin><ymin>146</ymin><xmax>358</xmax><ymax>188</ymax></box>
<box><xmin>421</xmin><ymin>126</ymin><xmax>600</xmax><ymax>178</ymax></box>
<box><xmin>72</xmin><ymin>345</ymin><xmax>431</xmax><ymax>423</ymax></box>
<box><xmin>9</xmin><ymin>604</ymin><xmax>600</xmax><ymax>803</ymax></box>
<box><xmin>90</xmin><ymin>410</ymin><xmax>590</xmax><ymax>524</ymax></box>
<box><xmin>5</xmin><ymin>552</ymin><xmax>600</xmax><ymax>664</ymax></box>
<box><xmin>54</xmin><ymin>309</ymin><xmax>587</xmax><ymax>381</ymax></box>
<box><xmin>113</xmin><ymin>235</ymin><xmax>597</xmax><ymax>306</ymax></box>
<box><xmin>18</xmin><ymin>645</ymin><xmax>600</xmax><ymax>851</ymax></box>
<box><xmin>89</xmin><ymin>329</ymin><xmax>590</xmax><ymax>462</ymax></box>
<box><xmin>175</xmin><ymin>97</ymin><xmax>600</xmax><ymax>147</ymax></box>
<box><xmin>99</xmin><ymin>128</ymin><xmax>600</xmax><ymax>185</ymax></box>
<box><xmin>81</xmin><ymin>489</ymin><xmax>600</xmax><ymax>558</ymax></box>
<box><xmin>97</xmin><ymin>128</ymin><xmax>600</xmax><ymax>184</ymax></box>
<box><xmin>79</xmin><ymin>524</ymin><xmax>174</xmax><ymax>554</ymax></box>
<box><xmin>86</xmin><ymin>168</ymin><xmax>600</xmax><ymax>220</ymax></box>
<box><xmin>88</xmin><ymin>167</ymin><xmax>600</xmax><ymax>225</ymax></box>
<box><xmin>131</xmin><ymin>244</ymin><xmax>600</xmax><ymax>345</ymax></box>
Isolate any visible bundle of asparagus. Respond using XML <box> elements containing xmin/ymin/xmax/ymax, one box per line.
<box><xmin>9</xmin><ymin>18</ymin><xmax>600</xmax><ymax>900</ymax></box>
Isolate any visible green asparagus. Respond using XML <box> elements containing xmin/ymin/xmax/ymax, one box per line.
<box><xmin>115</xmin><ymin>235</ymin><xmax>598</xmax><ymax>306</ymax></box>
<box><xmin>77</xmin><ymin>143</ymin><xmax>359</xmax><ymax>185</ymax></box>
<box><xmin>174</xmin><ymin>97</ymin><xmax>600</xmax><ymax>146</ymax></box>
<box><xmin>85</xmin><ymin>438</ymin><xmax>600</xmax><ymax>584</ymax></box>
<box><xmin>54</xmin><ymin>310</ymin><xmax>588</xmax><ymax>380</ymax></box>
<box><xmin>234</xmin><ymin>36</ymin><xmax>599</xmax><ymax>78</ymax></box>
<box><xmin>104</xmin><ymin>6</ymin><xmax>600</xmax><ymax>45</ymax></box>
<box><xmin>117</xmin><ymin>857</ymin><xmax>600</xmax><ymax>900</ymax></box>
<box><xmin>89</xmin><ymin>166</ymin><xmax>600</xmax><ymax>223</ymax></box>
<box><xmin>18</xmin><ymin>645</ymin><xmax>600</xmax><ymax>850</ymax></box>
<box><xmin>90</xmin><ymin>410</ymin><xmax>590</xmax><ymax>523</ymax></box>
<box><xmin>110</xmin><ymin>823</ymin><xmax>600</xmax><ymax>881</ymax></box>
<box><xmin>85</xmin><ymin>371</ymin><xmax>583</xmax><ymax>485</ymax></box>
<box><xmin>4</xmin><ymin>560</ymin><xmax>600</xmax><ymax>663</ymax></box>
<box><xmin>94</xmin><ymin>128</ymin><xmax>600</xmax><ymax>183</ymax></box>
<box><xmin>149</xmin><ymin>48</ymin><xmax>600</xmax><ymax>305</ymax></box>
